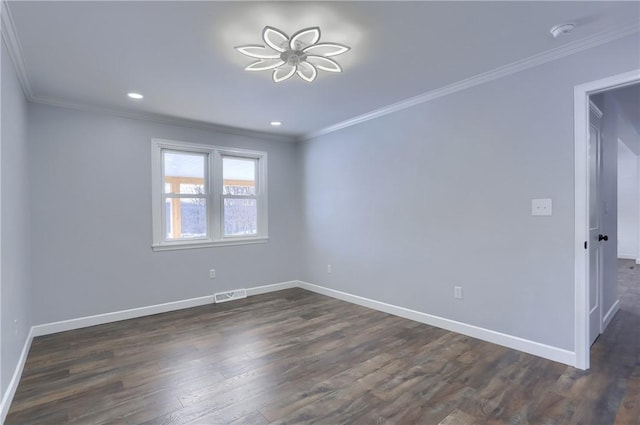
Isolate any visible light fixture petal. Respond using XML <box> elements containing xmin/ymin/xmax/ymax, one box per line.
<box><xmin>262</xmin><ymin>26</ymin><xmax>289</xmax><ymax>52</ymax></box>
<box><xmin>305</xmin><ymin>56</ymin><xmax>342</xmax><ymax>73</ymax></box>
<box><xmin>302</xmin><ymin>43</ymin><xmax>350</xmax><ymax>57</ymax></box>
<box><xmin>289</xmin><ymin>27</ymin><xmax>321</xmax><ymax>50</ymax></box>
<box><xmin>245</xmin><ymin>59</ymin><xmax>285</xmax><ymax>71</ymax></box>
<box><xmin>297</xmin><ymin>61</ymin><xmax>318</xmax><ymax>83</ymax></box>
<box><xmin>273</xmin><ymin>64</ymin><xmax>297</xmax><ymax>83</ymax></box>
<box><xmin>235</xmin><ymin>45</ymin><xmax>281</xmax><ymax>59</ymax></box>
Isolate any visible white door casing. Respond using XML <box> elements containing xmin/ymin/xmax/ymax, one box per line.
<box><xmin>574</xmin><ymin>69</ymin><xmax>640</xmax><ymax>370</ymax></box>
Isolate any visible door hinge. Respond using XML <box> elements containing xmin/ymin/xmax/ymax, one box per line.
<box><xmin>584</xmin><ymin>241</ymin><xmax>588</xmax><ymax>249</ymax></box>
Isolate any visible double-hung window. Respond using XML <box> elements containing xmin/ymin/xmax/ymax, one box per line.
<box><xmin>151</xmin><ymin>139</ymin><xmax>268</xmax><ymax>250</ymax></box>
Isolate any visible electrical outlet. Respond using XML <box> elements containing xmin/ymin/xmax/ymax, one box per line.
<box><xmin>454</xmin><ymin>286</ymin><xmax>463</xmax><ymax>300</ymax></box>
<box><xmin>531</xmin><ymin>198</ymin><xmax>552</xmax><ymax>216</ymax></box>
<box><xmin>209</xmin><ymin>269</ymin><xmax>216</xmax><ymax>279</ymax></box>
<box><xmin>327</xmin><ymin>264</ymin><xmax>332</xmax><ymax>274</ymax></box>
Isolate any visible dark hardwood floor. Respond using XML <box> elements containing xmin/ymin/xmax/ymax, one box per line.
<box><xmin>6</xmin><ymin>261</ymin><xmax>640</xmax><ymax>424</ymax></box>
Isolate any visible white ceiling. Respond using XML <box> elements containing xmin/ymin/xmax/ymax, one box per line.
<box><xmin>5</xmin><ymin>1</ymin><xmax>640</xmax><ymax>140</ymax></box>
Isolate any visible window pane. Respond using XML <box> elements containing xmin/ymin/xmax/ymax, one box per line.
<box><xmin>223</xmin><ymin>157</ymin><xmax>256</xmax><ymax>196</ymax></box>
<box><xmin>164</xmin><ymin>151</ymin><xmax>205</xmax><ymax>194</ymax></box>
<box><xmin>166</xmin><ymin>198</ymin><xmax>207</xmax><ymax>240</ymax></box>
<box><xmin>179</xmin><ymin>183</ymin><xmax>204</xmax><ymax>195</ymax></box>
<box><xmin>224</xmin><ymin>198</ymin><xmax>257</xmax><ymax>236</ymax></box>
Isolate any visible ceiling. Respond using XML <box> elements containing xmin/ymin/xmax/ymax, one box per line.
<box><xmin>4</xmin><ymin>1</ymin><xmax>640</xmax><ymax>140</ymax></box>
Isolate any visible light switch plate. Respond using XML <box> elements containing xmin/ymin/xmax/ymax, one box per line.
<box><xmin>532</xmin><ymin>198</ymin><xmax>552</xmax><ymax>216</ymax></box>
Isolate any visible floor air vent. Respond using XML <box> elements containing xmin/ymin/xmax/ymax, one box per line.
<box><xmin>214</xmin><ymin>289</ymin><xmax>248</xmax><ymax>303</ymax></box>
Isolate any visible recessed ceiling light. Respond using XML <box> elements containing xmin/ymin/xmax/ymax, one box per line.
<box><xmin>235</xmin><ymin>26</ymin><xmax>350</xmax><ymax>83</ymax></box>
<box><xmin>550</xmin><ymin>23</ymin><xmax>576</xmax><ymax>38</ymax></box>
<box><xmin>127</xmin><ymin>92</ymin><xmax>144</xmax><ymax>100</ymax></box>
<box><xmin>270</xmin><ymin>121</ymin><xmax>282</xmax><ymax>126</ymax></box>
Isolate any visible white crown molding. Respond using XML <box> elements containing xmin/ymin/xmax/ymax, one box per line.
<box><xmin>304</xmin><ymin>22</ymin><xmax>640</xmax><ymax>141</ymax></box>
<box><xmin>1</xmin><ymin>0</ymin><xmax>33</xmax><ymax>98</ymax></box>
<box><xmin>1</xmin><ymin>0</ymin><xmax>294</xmax><ymax>143</ymax></box>
<box><xmin>29</xmin><ymin>95</ymin><xmax>298</xmax><ymax>143</ymax></box>
<box><xmin>2</xmin><ymin>0</ymin><xmax>638</xmax><ymax>144</ymax></box>
<box><xmin>0</xmin><ymin>0</ymin><xmax>295</xmax><ymax>144</ymax></box>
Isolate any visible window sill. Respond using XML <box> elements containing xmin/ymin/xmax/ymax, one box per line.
<box><xmin>152</xmin><ymin>237</ymin><xmax>269</xmax><ymax>251</ymax></box>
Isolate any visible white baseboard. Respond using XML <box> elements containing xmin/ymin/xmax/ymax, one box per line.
<box><xmin>2</xmin><ymin>278</ymin><xmax>580</xmax><ymax>421</ymax></box>
<box><xmin>245</xmin><ymin>280</ymin><xmax>298</xmax><ymax>297</ymax></box>
<box><xmin>31</xmin><ymin>294</ymin><xmax>215</xmax><ymax>337</ymax></box>
<box><xmin>617</xmin><ymin>254</ymin><xmax>640</xmax><ymax>264</ymax></box>
<box><xmin>0</xmin><ymin>327</ymin><xmax>34</xmax><ymax>424</ymax></box>
<box><xmin>617</xmin><ymin>253</ymin><xmax>640</xmax><ymax>261</ymax></box>
<box><xmin>1</xmin><ymin>280</ymin><xmax>296</xmax><ymax>422</ymax></box>
<box><xmin>298</xmin><ymin>281</ymin><xmax>576</xmax><ymax>367</ymax></box>
<box><xmin>602</xmin><ymin>299</ymin><xmax>620</xmax><ymax>331</ymax></box>
<box><xmin>33</xmin><ymin>281</ymin><xmax>301</xmax><ymax>337</ymax></box>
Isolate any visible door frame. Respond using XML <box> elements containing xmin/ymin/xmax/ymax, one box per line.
<box><xmin>574</xmin><ymin>69</ymin><xmax>640</xmax><ymax>370</ymax></box>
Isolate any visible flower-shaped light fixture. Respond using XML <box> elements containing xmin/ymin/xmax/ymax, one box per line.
<box><xmin>235</xmin><ymin>26</ymin><xmax>350</xmax><ymax>83</ymax></box>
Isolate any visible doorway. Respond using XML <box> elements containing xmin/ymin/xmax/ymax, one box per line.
<box><xmin>574</xmin><ymin>70</ymin><xmax>640</xmax><ymax>370</ymax></box>
<box><xmin>614</xmin><ymin>84</ymin><xmax>640</xmax><ymax>266</ymax></box>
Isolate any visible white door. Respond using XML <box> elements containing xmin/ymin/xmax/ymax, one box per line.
<box><xmin>588</xmin><ymin>102</ymin><xmax>606</xmax><ymax>346</ymax></box>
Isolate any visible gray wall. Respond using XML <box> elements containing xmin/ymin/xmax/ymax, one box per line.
<box><xmin>1</xmin><ymin>41</ymin><xmax>32</xmax><ymax>395</ymax></box>
<box><xmin>1</xmin><ymin>28</ymin><xmax>638</xmax><ymax>395</ymax></box>
<box><xmin>28</xmin><ymin>104</ymin><xmax>302</xmax><ymax>325</ymax></box>
<box><xmin>300</xmin><ymin>35</ymin><xmax>640</xmax><ymax>351</ymax></box>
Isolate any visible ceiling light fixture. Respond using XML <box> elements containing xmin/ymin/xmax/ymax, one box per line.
<box><xmin>127</xmin><ymin>92</ymin><xmax>144</xmax><ymax>99</ymax></box>
<box><xmin>270</xmin><ymin>121</ymin><xmax>282</xmax><ymax>126</ymax></box>
<box><xmin>235</xmin><ymin>26</ymin><xmax>350</xmax><ymax>83</ymax></box>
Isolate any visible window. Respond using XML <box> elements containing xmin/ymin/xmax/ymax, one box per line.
<box><xmin>151</xmin><ymin>139</ymin><xmax>267</xmax><ymax>250</ymax></box>
<box><xmin>163</xmin><ymin>150</ymin><xmax>208</xmax><ymax>240</ymax></box>
<box><xmin>222</xmin><ymin>156</ymin><xmax>258</xmax><ymax>237</ymax></box>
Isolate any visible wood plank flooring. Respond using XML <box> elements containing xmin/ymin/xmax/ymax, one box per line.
<box><xmin>6</xmin><ymin>261</ymin><xmax>640</xmax><ymax>424</ymax></box>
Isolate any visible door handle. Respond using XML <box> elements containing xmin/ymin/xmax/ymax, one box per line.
<box><xmin>598</xmin><ymin>234</ymin><xmax>608</xmax><ymax>241</ymax></box>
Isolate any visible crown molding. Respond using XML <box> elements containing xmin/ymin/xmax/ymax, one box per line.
<box><xmin>1</xmin><ymin>0</ymin><xmax>295</xmax><ymax>143</ymax></box>
<box><xmin>303</xmin><ymin>22</ymin><xmax>640</xmax><ymax>141</ymax></box>
<box><xmin>1</xmin><ymin>0</ymin><xmax>33</xmax><ymax>98</ymax></box>
<box><xmin>2</xmin><ymin>0</ymin><xmax>637</xmax><ymax>144</ymax></box>
<box><xmin>29</xmin><ymin>95</ymin><xmax>298</xmax><ymax>143</ymax></box>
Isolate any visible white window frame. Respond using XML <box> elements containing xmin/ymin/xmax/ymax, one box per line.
<box><xmin>151</xmin><ymin>138</ymin><xmax>268</xmax><ymax>251</ymax></box>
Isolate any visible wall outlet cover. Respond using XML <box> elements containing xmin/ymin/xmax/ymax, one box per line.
<box><xmin>531</xmin><ymin>198</ymin><xmax>552</xmax><ymax>216</ymax></box>
<box><xmin>454</xmin><ymin>286</ymin><xmax>463</xmax><ymax>300</ymax></box>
